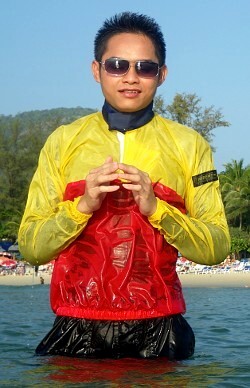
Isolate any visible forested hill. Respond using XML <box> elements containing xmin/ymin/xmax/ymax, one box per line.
<box><xmin>0</xmin><ymin>106</ymin><xmax>97</xmax><ymax>130</ymax></box>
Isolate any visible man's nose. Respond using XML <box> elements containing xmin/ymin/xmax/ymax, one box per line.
<box><xmin>122</xmin><ymin>65</ymin><xmax>140</xmax><ymax>81</ymax></box>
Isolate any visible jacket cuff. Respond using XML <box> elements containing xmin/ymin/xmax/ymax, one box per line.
<box><xmin>148</xmin><ymin>198</ymin><xmax>169</xmax><ymax>231</ymax></box>
<box><xmin>59</xmin><ymin>197</ymin><xmax>93</xmax><ymax>224</ymax></box>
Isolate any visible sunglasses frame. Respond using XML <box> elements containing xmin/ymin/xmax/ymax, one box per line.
<box><xmin>99</xmin><ymin>57</ymin><xmax>162</xmax><ymax>78</ymax></box>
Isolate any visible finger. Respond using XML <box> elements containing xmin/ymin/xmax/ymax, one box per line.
<box><xmin>105</xmin><ymin>155</ymin><xmax>113</xmax><ymax>163</ymax></box>
<box><xmin>96</xmin><ymin>173</ymin><xmax>120</xmax><ymax>185</ymax></box>
<box><xmin>122</xmin><ymin>183</ymin><xmax>142</xmax><ymax>191</ymax></box>
<box><xmin>118</xmin><ymin>163</ymin><xmax>150</xmax><ymax>179</ymax></box>
<box><xmin>99</xmin><ymin>184</ymin><xmax>120</xmax><ymax>193</ymax></box>
<box><xmin>118</xmin><ymin>163</ymin><xmax>138</xmax><ymax>174</ymax></box>
<box><xmin>90</xmin><ymin>161</ymin><xmax>118</xmax><ymax>175</ymax></box>
<box><xmin>118</xmin><ymin>172</ymin><xmax>151</xmax><ymax>185</ymax></box>
<box><xmin>118</xmin><ymin>173</ymin><xmax>140</xmax><ymax>184</ymax></box>
<box><xmin>86</xmin><ymin>172</ymin><xmax>119</xmax><ymax>190</ymax></box>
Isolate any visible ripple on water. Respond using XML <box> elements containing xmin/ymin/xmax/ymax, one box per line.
<box><xmin>0</xmin><ymin>285</ymin><xmax>250</xmax><ymax>387</ymax></box>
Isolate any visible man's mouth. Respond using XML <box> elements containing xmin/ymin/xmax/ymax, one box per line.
<box><xmin>119</xmin><ymin>89</ymin><xmax>141</xmax><ymax>96</ymax></box>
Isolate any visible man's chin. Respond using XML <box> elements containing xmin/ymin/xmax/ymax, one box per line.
<box><xmin>113</xmin><ymin>103</ymin><xmax>148</xmax><ymax>113</ymax></box>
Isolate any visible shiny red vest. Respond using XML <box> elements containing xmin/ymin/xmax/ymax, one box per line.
<box><xmin>50</xmin><ymin>181</ymin><xmax>187</xmax><ymax>320</ymax></box>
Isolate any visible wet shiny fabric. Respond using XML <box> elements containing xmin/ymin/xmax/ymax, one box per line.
<box><xmin>50</xmin><ymin>181</ymin><xmax>186</xmax><ymax>320</ymax></box>
<box><xmin>35</xmin><ymin>315</ymin><xmax>195</xmax><ymax>360</ymax></box>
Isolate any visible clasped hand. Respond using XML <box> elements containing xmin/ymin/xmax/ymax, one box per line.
<box><xmin>77</xmin><ymin>156</ymin><xmax>157</xmax><ymax>217</ymax></box>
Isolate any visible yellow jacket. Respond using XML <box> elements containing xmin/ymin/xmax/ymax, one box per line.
<box><xmin>18</xmin><ymin>112</ymin><xmax>230</xmax><ymax>265</ymax></box>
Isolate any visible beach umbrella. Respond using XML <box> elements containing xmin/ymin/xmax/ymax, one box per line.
<box><xmin>0</xmin><ymin>257</ymin><xmax>17</xmax><ymax>268</ymax></box>
<box><xmin>8</xmin><ymin>243</ymin><xmax>20</xmax><ymax>253</ymax></box>
<box><xmin>8</xmin><ymin>243</ymin><xmax>22</xmax><ymax>259</ymax></box>
<box><xmin>0</xmin><ymin>252</ymin><xmax>13</xmax><ymax>258</ymax></box>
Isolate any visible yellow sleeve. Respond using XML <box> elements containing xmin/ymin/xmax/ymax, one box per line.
<box><xmin>148</xmin><ymin>136</ymin><xmax>231</xmax><ymax>265</ymax></box>
<box><xmin>18</xmin><ymin>130</ymin><xmax>92</xmax><ymax>265</ymax></box>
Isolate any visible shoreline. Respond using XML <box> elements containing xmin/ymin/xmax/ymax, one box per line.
<box><xmin>0</xmin><ymin>273</ymin><xmax>52</xmax><ymax>286</ymax></box>
<box><xmin>0</xmin><ymin>271</ymin><xmax>249</xmax><ymax>288</ymax></box>
<box><xmin>179</xmin><ymin>271</ymin><xmax>250</xmax><ymax>288</ymax></box>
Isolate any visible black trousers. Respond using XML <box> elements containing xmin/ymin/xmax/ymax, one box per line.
<box><xmin>36</xmin><ymin>314</ymin><xmax>195</xmax><ymax>360</ymax></box>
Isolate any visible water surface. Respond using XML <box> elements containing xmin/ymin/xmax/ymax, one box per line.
<box><xmin>1</xmin><ymin>285</ymin><xmax>249</xmax><ymax>387</ymax></box>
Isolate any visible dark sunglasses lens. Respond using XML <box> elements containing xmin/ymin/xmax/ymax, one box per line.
<box><xmin>136</xmin><ymin>62</ymin><xmax>159</xmax><ymax>77</ymax></box>
<box><xmin>105</xmin><ymin>59</ymin><xmax>129</xmax><ymax>75</ymax></box>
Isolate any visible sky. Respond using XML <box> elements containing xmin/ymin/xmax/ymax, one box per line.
<box><xmin>1</xmin><ymin>0</ymin><xmax>249</xmax><ymax>172</ymax></box>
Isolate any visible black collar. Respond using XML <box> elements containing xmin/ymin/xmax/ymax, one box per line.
<box><xmin>102</xmin><ymin>100</ymin><xmax>154</xmax><ymax>133</ymax></box>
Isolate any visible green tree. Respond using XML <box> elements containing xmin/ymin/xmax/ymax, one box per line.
<box><xmin>0</xmin><ymin>119</ymin><xmax>29</xmax><ymax>239</ymax></box>
<box><xmin>229</xmin><ymin>227</ymin><xmax>250</xmax><ymax>259</ymax></box>
<box><xmin>0</xmin><ymin>107</ymin><xmax>96</xmax><ymax>239</ymax></box>
<box><xmin>154</xmin><ymin>93</ymin><xmax>230</xmax><ymax>146</ymax></box>
<box><xmin>219</xmin><ymin>159</ymin><xmax>250</xmax><ymax>230</ymax></box>
<box><xmin>0</xmin><ymin>118</ymin><xmax>58</xmax><ymax>239</ymax></box>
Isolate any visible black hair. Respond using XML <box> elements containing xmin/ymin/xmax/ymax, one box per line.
<box><xmin>94</xmin><ymin>12</ymin><xmax>166</xmax><ymax>66</ymax></box>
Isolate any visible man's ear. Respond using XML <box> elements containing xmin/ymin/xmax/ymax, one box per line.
<box><xmin>157</xmin><ymin>65</ymin><xmax>168</xmax><ymax>87</ymax></box>
<box><xmin>92</xmin><ymin>60</ymin><xmax>101</xmax><ymax>83</ymax></box>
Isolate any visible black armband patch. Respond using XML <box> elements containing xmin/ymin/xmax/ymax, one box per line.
<box><xmin>192</xmin><ymin>170</ymin><xmax>218</xmax><ymax>187</ymax></box>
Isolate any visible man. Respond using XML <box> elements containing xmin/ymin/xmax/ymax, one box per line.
<box><xmin>18</xmin><ymin>12</ymin><xmax>230</xmax><ymax>360</ymax></box>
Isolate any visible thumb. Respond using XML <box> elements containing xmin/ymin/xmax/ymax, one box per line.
<box><xmin>105</xmin><ymin>155</ymin><xmax>113</xmax><ymax>163</ymax></box>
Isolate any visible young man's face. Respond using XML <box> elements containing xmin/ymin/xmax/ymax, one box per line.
<box><xmin>92</xmin><ymin>33</ymin><xmax>167</xmax><ymax>113</ymax></box>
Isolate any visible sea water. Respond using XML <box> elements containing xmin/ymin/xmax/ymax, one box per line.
<box><xmin>0</xmin><ymin>284</ymin><xmax>249</xmax><ymax>387</ymax></box>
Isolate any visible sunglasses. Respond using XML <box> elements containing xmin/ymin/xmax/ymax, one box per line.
<box><xmin>99</xmin><ymin>58</ymin><xmax>161</xmax><ymax>78</ymax></box>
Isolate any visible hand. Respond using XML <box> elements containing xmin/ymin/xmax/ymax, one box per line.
<box><xmin>118</xmin><ymin>163</ymin><xmax>157</xmax><ymax>217</ymax></box>
<box><xmin>77</xmin><ymin>156</ymin><xmax>120</xmax><ymax>214</ymax></box>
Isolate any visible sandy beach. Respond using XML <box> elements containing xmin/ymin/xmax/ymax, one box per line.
<box><xmin>179</xmin><ymin>271</ymin><xmax>250</xmax><ymax>288</ymax></box>
<box><xmin>0</xmin><ymin>272</ymin><xmax>52</xmax><ymax>286</ymax></box>
<box><xmin>0</xmin><ymin>271</ymin><xmax>249</xmax><ymax>288</ymax></box>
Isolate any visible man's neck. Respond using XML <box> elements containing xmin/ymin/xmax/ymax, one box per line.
<box><xmin>102</xmin><ymin>100</ymin><xmax>154</xmax><ymax>133</ymax></box>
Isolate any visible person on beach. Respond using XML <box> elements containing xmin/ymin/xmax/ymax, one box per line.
<box><xmin>18</xmin><ymin>12</ymin><xmax>230</xmax><ymax>360</ymax></box>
